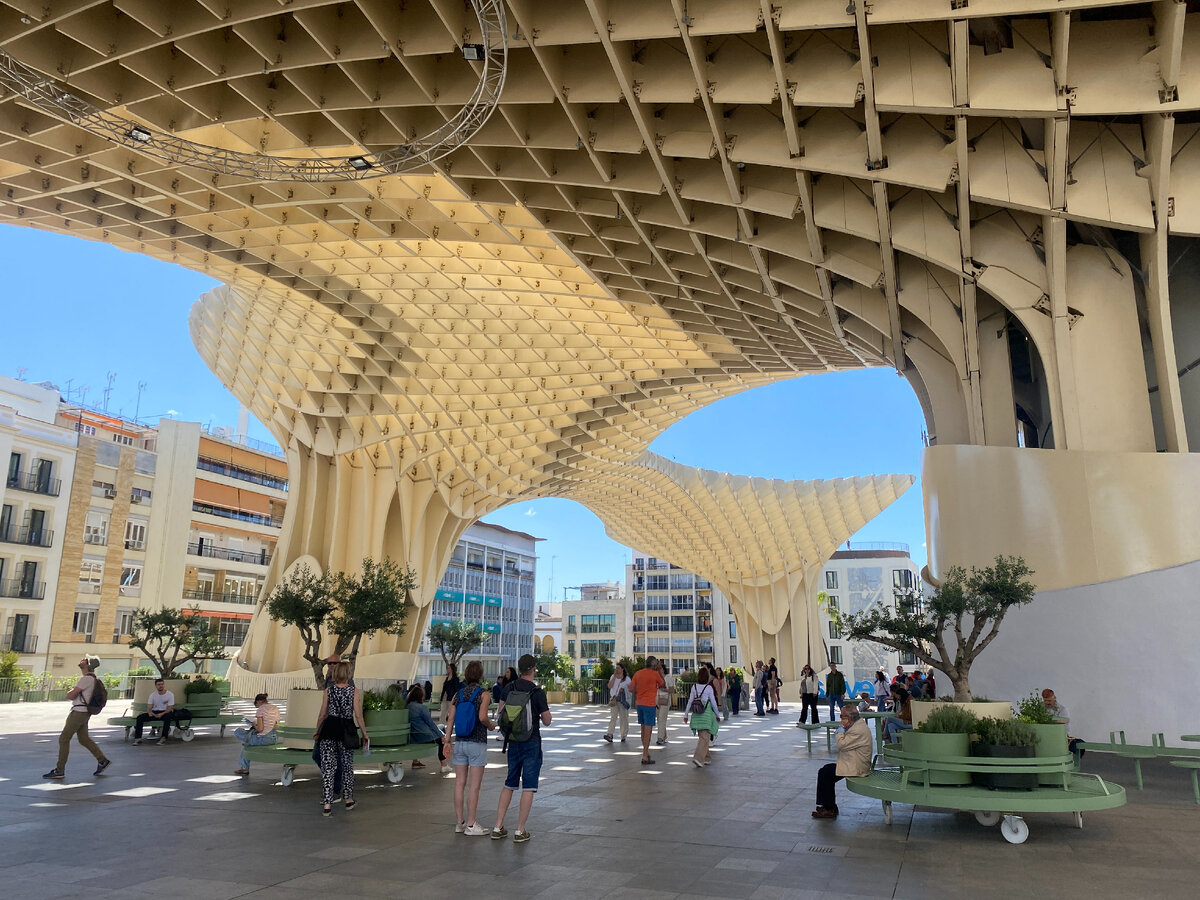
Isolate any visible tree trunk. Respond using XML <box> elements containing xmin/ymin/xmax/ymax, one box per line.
<box><xmin>310</xmin><ymin>659</ymin><xmax>325</xmax><ymax>689</ymax></box>
<box><xmin>948</xmin><ymin>666</ymin><xmax>972</xmax><ymax>702</ymax></box>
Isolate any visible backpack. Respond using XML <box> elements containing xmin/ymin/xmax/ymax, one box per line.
<box><xmin>499</xmin><ymin>685</ymin><xmax>536</xmax><ymax>743</ymax></box>
<box><xmin>454</xmin><ymin>686</ymin><xmax>482</xmax><ymax>737</ymax></box>
<box><xmin>85</xmin><ymin>674</ymin><xmax>108</xmax><ymax>716</ymax></box>
<box><xmin>689</xmin><ymin>686</ymin><xmax>711</xmax><ymax>715</ymax></box>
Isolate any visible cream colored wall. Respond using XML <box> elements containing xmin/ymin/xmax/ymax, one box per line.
<box><xmin>144</xmin><ymin>420</ymin><xmax>201</xmax><ymax>614</ymax></box>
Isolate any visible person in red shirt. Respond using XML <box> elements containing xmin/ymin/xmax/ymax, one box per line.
<box><xmin>629</xmin><ymin>657</ymin><xmax>666</xmax><ymax>765</ymax></box>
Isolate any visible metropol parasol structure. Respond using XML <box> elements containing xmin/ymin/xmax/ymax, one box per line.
<box><xmin>1</xmin><ymin>1</ymin><xmax>1197</xmax><ymax>732</ymax></box>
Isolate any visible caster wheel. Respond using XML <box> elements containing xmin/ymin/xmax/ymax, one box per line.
<box><xmin>387</xmin><ymin>764</ymin><xmax>405</xmax><ymax>784</ymax></box>
<box><xmin>883</xmin><ymin>801</ymin><xmax>893</xmax><ymax>825</ymax></box>
<box><xmin>1000</xmin><ymin>816</ymin><xmax>1029</xmax><ymax>844</ymax></box>
<box><xmin>280</xmin><ymin>766</ymin><xmax>294</xmax><ymax>786</ymax></box>
<box><xmin>974</xmin><ymin>810</ymin><xmax>1001</xmax><ymax>827</ymax></box>
<box><xmin>180</xmin><ymin>728</ymin><xmax>195</xmax><ymax>742</ymax></box>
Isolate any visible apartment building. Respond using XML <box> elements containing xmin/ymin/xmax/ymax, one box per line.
<box><xmin>0</xmin><ymin>378</ymin><xmax>75</xmax><ymax>668</ymax></box>
<box><xmin>626</xmin><ymin>551</ymin><xmax>742</xmax><ymax>674</ymax></box>
<box><xmin>418</xmin><ymin>521</ymin><xmax>539</xmax><ymax>681</ymax></box>
<box><xmin>819</xmin><ymin>544</ymin><xmax>923</xmax><ymax>697</ymax></box>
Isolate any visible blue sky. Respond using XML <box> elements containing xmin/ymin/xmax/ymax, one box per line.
<box><xmin>0</xmin><ymin>225</ymin><xmax>928</xmax><ymax>595</ymax></box>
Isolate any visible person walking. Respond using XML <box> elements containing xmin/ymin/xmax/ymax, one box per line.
<box><xmin>44</xmin><ymin>655</ymin><xmax>111</xmax><ymax>779</ymax></box>
<box><xmin>812</xmin><ymin>705</ymin><xmax>872</xmax><ymax>819</ymax></box>
<box><xmin>873</xmin><ymin>670</ymin><xmax>891</xmax><ymax>712</ymax></box>
<box><xmin>710</xmin><ymin>664</ymin><xmax>727</xmax><ymax>722</ymax></box>
<box><xmin>767</xmin><ymin>658</ymin><xmax>780</xmax><ymax>713</ymax></box>
<box><xmin>446</xmin><ymin>660</ymin><xmax>495</xmax><ymax>835</ymax></box>
<box><xmin>752</xmin><ymin>661</ymin><xmax>766</xmax><ymax>716</ymax></box>
<box><xmin>439</xmin><ymin>662</ymin><xmax>461</xmax><ymax>726</ymax></box>
<box><xmin>655</xmin><ymin>659</ymin><xmax>673</xmax><ymax>745</ymax></box>
<box><xmin>492</xmin><ymin>654</ymin><xmax>551</xmax><ymax>843</ymax></box>
<box><xmin>683</xmin><ymin>668</ymin><xmax>720</xmax><ymax>767</ymax></box>
<box><xmin>234</xmin><ymin>692</ymin><xmax>279</xmax><ymax>775</ymax></box>
<box><xmin>313</xmin><ymin>659</ymin><xmax>368</xmax><ymax>817</ymax></box>
<box><xmin>630</xmin><ymin>656</ymin><xmax>666</xmax><ymax>765</ymax></box>
<box><xmin>825</xmin><ymin>662</ymin><xmax>847</xmax><ymax>721</ymax></box>
<box><xmin>797</xmin><ymin>664</ymin><xmax>820</xmax><ymax>724</ymax></box>
<box><xmin>603</xmin><ymin>663</ymin><xmax>631</xmax><ymax>743</ymax></box>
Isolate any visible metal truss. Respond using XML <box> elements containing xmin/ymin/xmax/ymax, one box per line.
<box><xmin>0</xmin><ymin>0</ymin><xmax>507</xmax><ymax>184</ymax></box>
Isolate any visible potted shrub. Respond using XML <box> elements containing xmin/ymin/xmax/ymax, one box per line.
<box><xmin>971</xmin><ymin>717</ymin><xmax>1038</xmax><ymax>790</ymax></box>
<box><xmin>362</xmin><ymin>686</ymin><xmax>409</xmax><ymax>730</ymax></box>
<box><xmin>902</xmin><ymin>704</ymin><xmax>978</xmax><ymax>786</ymax></box>
<box><xmin>1017</xmin><ymin>692</ymin><xmax>1069</xmax><ymax>783</ymax></box>
<box><xmin>566</xmin><ymin>677</ymin><xmax>589</xmax><ymax>705</ymax></box>
<box><xmin>184</xmin><ymin>676</ymin><xmax>224</xmax><ymax>716</ymax></box>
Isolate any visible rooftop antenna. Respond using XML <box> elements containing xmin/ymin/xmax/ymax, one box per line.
<box><xmin>16</xmin><ymin>367</ymin><xmax>26</xmax><ymax>381</ymax></box>
<box><xmin>545</xmin><ymin>555</ymin><xmax>557</xmax><ymax>605</ymax></box>
<box><xmin>135</xmin><ymin>381</ymin><xmax>148</xmax><ymax>422</ymax></box>
<box><xmin>102</xmin><ymin>371</ymin><xmax>116</xmax><ymax>412</ymax></box>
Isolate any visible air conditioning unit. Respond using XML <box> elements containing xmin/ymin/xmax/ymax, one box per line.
<box><xmin>103</xmin><ymin>488</ymin><xmax>117</xmax><ymax>499</ymax></box>
<box><xmin>130</xmin><ymin>495</ymin><xmax>142</xmax><ymax>504</ymax></box>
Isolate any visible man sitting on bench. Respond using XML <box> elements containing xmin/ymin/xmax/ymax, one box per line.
<box><xmin>134</xmin><ymin>679</ymin><xmax>176</xmax><ymax>745</ymax></box>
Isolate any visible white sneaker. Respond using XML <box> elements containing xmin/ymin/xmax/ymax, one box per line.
<box><xmin>463</xmin><ymin>823</ymin><xmax>488</xmax><ymax>836</ymax></box>
<box><xmin>440</xmin><ymin>764</ymin><xmax>452</xmax><ymax>775</ymax></box>
<box><xmin>455</xmin><ymin>822</ymin><xmax>466</xmax><ymax>833</ymax></box>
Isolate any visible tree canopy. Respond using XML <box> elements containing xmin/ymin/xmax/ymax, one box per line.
<box><xmin>128</xmin><ymin>606</ymin><xmax>227</xmax><ymax>678</ymax></box>
<box><xmin>840</xmin><ymin>555</ymin><xmax>1037</xmax><ymax>701</ymax></box>
<box><xmin>330</xmin><ymin>557</ymin><xmax>418</xmax><ymax>665</ymax></box>
<box><xmin>534</xmin><ymin>649</ymin><xmax>573</xmax><ymax>687</ymax></box>
<box><xmin>263</xmin><ymin>564</ymin><xmax>338</xmax><ymax>688</ymax></box>
<box><xmin>426</xmin><ymin>620</ymin><xmax>486</xmax><ymax>671</ymax></box>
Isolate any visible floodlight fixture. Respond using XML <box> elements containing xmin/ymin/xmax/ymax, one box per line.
<box><xmin>462</xmin><ymin>43</ymin><xmax>485</xmax><ymax>61</ymax></box>
<box><xmin>127</xmin><ymin>125</ymin><xmax>152</xmax><ymax>143</ymax></box>
<box><xmin>347</xmin><ymin>156</ymin><xmax>373</xmax><ymax>171</ymax></box>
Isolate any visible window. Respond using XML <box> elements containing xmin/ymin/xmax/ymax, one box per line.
<box><xmin>114</xmin><ymin>609</ymin><xmax>135</xmax><ymax>640</ymax></box>
<box><xmin>120</xmin><ymin>564</ymin><xmax>143</xmax><ymax>596</ymax></box>
<box><xmin>75</xmin><ymin>423</ymin><xmax>96</xmax><ymax>436</ymax></box>
<box><xmin>131</xmin><ymin>486</ymin><xmax>151</xmax><ymax>503</ymax></box>
<box><xmin>730</xmin><ymin>646</ymin><xmax>737</xmax><ymax>663</ymax></box>
<box><xmin>825</xmin><ymin>571</ymin><xmax>838</xmax><ymax>590</ymax></box>
<box><xmin>568</xmin><ymin>640</ymin><xmax>576</xmax><ymax>657</ymax></box>
<box><xmin>581</xmin><ymin>640</ymin><xmax>616</xmax><ymax>658</ymax></box>
<box><xmin>828</xmin><ymin>620</ymin><xmax>841</xmax><ymax>640</ymax></box>
<box><xmin>829</xmin><ymin>645</ymin><xmax>843</xmax><ymax>665</ymax></box>
<box><xmin>670</xmin><ymin>615</ymin><xmax>693</xmax><ymax>632</ymax></box>
<box><xmin>647</xmin><ymin>574</ymin><xmax>668</xmax><ymax>590</ymax></box>
<box><xmin>223</xmin><ymin>576</ymin><xmax>259</xmax><ymax>604</ymax></box>
<box><xmin>84</xmin><ymin>511</ymin><xmax>109</xmax><ymax>545</ymax></box>
<box><xmin>647</xmin><ymin>615</ymin><xmax>669</xmax><ymax>632</ymax></box>
<box><xmin>112</xmin><ymin>433</ymin><xmax>134</xmax><ymax>446</ymax></box>
<box><xmin>826</xmin><ymin>595</ymin><xmax>839</xmax><ymax>611</ymax></box>
<box><xmin>893</xmin><ymin>569</ymin><xmax>914</xmax><ymax>590</ymax></box>
<box><xmin>646</xmin><ymin>594</ymin><xmax>669</xmax><ymax>610</ymax></box>
<box><xmin>670</xmin><ymin>593</ymin><xmax>693</xmax><ymax>610</ymax></box>
<box><xmin>72</xmin><ymin>608</ymin><xmax>96</xmax><ymax>636</ymax></box>
<box><xmin>728</xmin><ymin>621</ymin><xmax>736</xmax><ymax>639</ymax></box>
<box><xmin>6</xmin><ymin>452</ymin><xmax>20</xmax><ymax>486</ymax></box>
<box><xmin>899</xmin><ymin>650</ymin><xmax>917</xmax><ymax>666</ymax></box>
<box><xmin>466</xmin><ymin>548</ymin><xmax>484</xmax><ymax>568</ymax></box>
<box><xmin>567</xmin><ymin>614</ymin><xmax>576</xmax><ymax>633</ymax></box>
<box><xmin>124</xmin><ymin>519</ymin><xmax>147</xmax><ymax>550</ymax></box>
<box><xmin>79</xmin><ymin>561</ymin><xmax>103</xmax><ymax>592</ymax></box>
<box><xmin>581</xmin><ymin>614</ymin><xmax>615</xmax><ymax>633</ymax></box>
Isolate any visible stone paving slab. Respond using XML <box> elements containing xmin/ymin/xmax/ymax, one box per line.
<box><xmin>0</xmin><ymin>701</ymin><xmax>1197</xmax><ymax>899</ymax></box>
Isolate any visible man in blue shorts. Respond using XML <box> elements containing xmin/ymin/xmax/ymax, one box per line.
<box><xmin>492</xmin><ymin>654</ymin><xmax>551</xmax><ymax>843</ymax></box>
<box><xmin>629</xmin><ymin>655</ymin><xmax>666</xmax><ymax>765</ymax></box>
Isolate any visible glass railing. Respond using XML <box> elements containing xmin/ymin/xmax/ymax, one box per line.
<box><xmin>182</xmin><ymin>589</ymin><xmax>258</xmax><ymax>605</ymax></box>
<box><xmin>192</xmin><ymin>502</ymin><xmax>283</xmax><ymax>528</ymax></box>
<box><xmin>0</xmin><ymin>579</ymin><xmax>45</xmax><ymax>599</ymax></box>
<box><xmin>186</xmin><ymin>542</ymin><xmax>272</xmax><ymax>565</ymax></box>
<box><xmin>0</xmin><ymin>526</ymin><xmax>53</xmax><ymax>548</ymax></box>
<box><xmin>2</xmin><ymin>632</ymin><xmax>37</xmax><ymax>653</ymax></box>
<box><xmin>196</xmin><ymin>456</ymin><xmax>288</xmax><ymax>490</ymax></box>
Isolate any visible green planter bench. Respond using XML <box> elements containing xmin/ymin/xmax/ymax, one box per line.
<box><xmin>107</xmin><ymin>699</ymin><xmax>242</xmax><ymax>742</ymax></box>
<box><xmin>794</xmin><ymin>721</ymin><xmax>840</xmax><ymax>753</ymax></box>
<box><xmin>241</xmin><ymin>724</ymin><xmax>442</xmax><ymax>786</ymax></box>
<box><xmin>847</xmin><ymin>743</ymin><xmax>1126</xmax><ymax>843</ymax></box>
<box><xmin>1078</xmin><ymin>731</ymin><xmax>1200</xmax><ymax>795</ymax></box>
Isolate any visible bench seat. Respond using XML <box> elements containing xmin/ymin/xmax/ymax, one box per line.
<box><xmin>108</xmin><ymin>701</ymin><xmax>242</xmax><ymax>741</ymax></box>
<box><xmin>240</xmin><ymin>725</ymin><xmax>442</xmax><ymax>786</ymax></box>
<box><xmin>794</xmin><ymin>721</ymin><xmax>839</xmax><ymax>753</ymax></box>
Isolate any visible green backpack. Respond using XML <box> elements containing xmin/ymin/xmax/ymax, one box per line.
<box><xmin>500</xmin><ymin>686</ymin><xmax>536</xmax><ymax>743</ymax></box>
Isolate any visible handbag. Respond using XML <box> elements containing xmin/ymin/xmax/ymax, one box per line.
<box><xmin>342</xmin><ymin>722</ymin><xmax>363</xmax><ymax>750</ymax></box>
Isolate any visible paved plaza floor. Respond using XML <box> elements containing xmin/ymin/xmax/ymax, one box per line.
<box><xmin>0</xmin><ymin>700</ymin><xmax>1196</xmax><ymax>899</ymax></box>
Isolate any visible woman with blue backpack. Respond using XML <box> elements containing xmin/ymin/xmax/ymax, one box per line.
<box><xmin>445</xmin><ymin>660</ymin><xmax>496</xmax><ymax>835</ymax></box>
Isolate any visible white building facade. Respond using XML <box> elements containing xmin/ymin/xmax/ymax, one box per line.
<box><xmin>626</xmin><ymin>551</ymin><xmax>742</xmax><ymax>675</ymax></box>
<box><xmin>418</xmin><ymin>521</ymin><xmax>539</xmax><ymax>682</ymax></box>
<box><xmin>819</xmin><ymin>544</ymin><xmax>923</xmax><ymax>698</ymax></box>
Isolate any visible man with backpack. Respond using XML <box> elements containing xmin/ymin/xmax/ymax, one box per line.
<box><xmin>44</xmin><ymin>655</ymin><xmax>111</xmax><ymax>779</ymax></box>
<box><xmin>491</xmin><ymin>654</ymin><xmax>550</xmax><ymax>843</ymax></box>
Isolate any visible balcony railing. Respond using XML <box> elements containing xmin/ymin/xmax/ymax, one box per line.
<box><xmin>0</xmin><ymin>579</ymin><xmax>45</xmax><ymax>599</ymax></box>
<box><xmin>186</xmin><ymin>542</ymin><xmax>271</xmax><ymax>565</ymax></box>
<box><xmin>631</xmin><ymin>602</ymin><xmax>645</xmax><ymax>611</ymax></box>
<box><xmin>6</xmin><ymin>470</ymin><xmax>61</xmax><ymax>496</ymax></box>
<box><xmin>182</xmin><ymin>588</ymin><xmax>258</xmax><ymax>605</ymax></box>
<box><xmin>196</xmin><ymin>456</ymin><xmax>289</xmax><ymax>491</ymax></box>
<box><xmin>0</xmin><ymin>526</ymin><xmax>53</xmax><ymax>548</ymax></box>
<box><xmin>192</xmin><ymin>502</ymin><xmax>282</xmax><ymax>529</ymax></box>
<box><xmin>2</xmin><ymin>632</ymin><xmax>37</xmax><ymax>653</ymax></box>
<box><xmin>695</xmin><ymin>600</ymin><xmax>712</xmax><ymax>610</ymax></box>
<box><xmin>632</xmin><ymin>622</ymin><xmax>645</xmax><ymax>632</ymax></box>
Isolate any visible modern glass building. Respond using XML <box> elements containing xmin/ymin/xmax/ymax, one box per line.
<box><xmin>418</xmin><ymin>521</ymin><xmax>539</xmax><ymax>682</ymax></box>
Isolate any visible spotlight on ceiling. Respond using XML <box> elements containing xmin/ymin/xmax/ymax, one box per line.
<box><xmin>347</xmin><ymin>156</ymin><xmax>373</xmax><ymax>171</ymax></box>
<box><xmin>127</xmin><ymin>126</ymin><xmax>152</xmax><ymax>143</ymax></box>
<box><xmin>461</xmin><ymin>44</ymin><xmax>485</xmax><ymax>61</ymax></box>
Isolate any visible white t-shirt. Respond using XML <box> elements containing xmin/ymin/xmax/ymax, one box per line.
<box><xmin>71</xmin><ymin>675</ymin><xmax>95</xmax><ymax>712</ymax></box>
<box><xmin>609</xmin><ymin>675</ymin><xmax>631</xmax><ymax>703</ymax></box>
<box><xmin>147</xmin><ymin>690</ymin><xmax>175</xmax><ymax>713</ymax></box>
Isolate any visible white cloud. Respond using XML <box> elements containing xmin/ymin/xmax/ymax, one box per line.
<box><xmin>524</xmin><ymin>508</ymin><xmax>537</xmax><ymax>517</ymax></box>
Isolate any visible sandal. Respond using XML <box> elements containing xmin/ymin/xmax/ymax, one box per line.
<box><xmin>234</xmin><ymin>769</ymin><xmax>249</xmax><ymax>775</ymax></box>
<box><xmin>322</xmin><ymin>804</ymin><xmax>332</xmax><ymax>817</ymax></box>
<box><xmin>641</xmin><ymin>758</ymin><xmax>656</xmax><ymax>765</ymax></box>
<box><xmin>344</xmin><ymin>800</ymin><xmax>357</xmax><ymax>811</ymax></box>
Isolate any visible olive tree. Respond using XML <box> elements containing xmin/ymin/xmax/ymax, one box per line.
<box><xmin>263</xmin><ymin>564</ymin><xmax>338</xmax><ymax>688</ymax></box>
<box><xmin>427</xmin><ymin>620</ymin><xmax>486</xmax><ymax>671</ymax></box>
<box><xmin>128</xmin><ymin>606</ymin><xmax>227</xmax><ymax>678</ymax></box>
<box><xmin>840</xmin><ymin>555</ymin><xmax>1037</xmax><ymax>701</ymax></box>
<box><xmin>329</xmin><ymin>557</ymin><xmax>418</xmax><ymax>673</ymax></box>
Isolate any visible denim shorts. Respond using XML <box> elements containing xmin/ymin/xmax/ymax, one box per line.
<box><xmin>451</xmin><ymin>738</ymin><xmax>487</xmax><ymax>768</ymax></box>
<box><xmin>503</xmin><ymin>739</ymin><xmax>542</xmax><ymax>792</ymax></box>
<box><xmin>636</xmin><ymin>705</ymin><xmax>657</xmax><ymax>727</ymax></box>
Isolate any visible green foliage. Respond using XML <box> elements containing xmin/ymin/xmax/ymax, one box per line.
<box><xmin>594</xmin><ymin>654</ymin><xmax>615</xmax><ymax>681</ymax></box>
<box><xmin>185</xmin><ymin>675</ymin><xmax>227</xmax><ymax>696</ymax></box>
<box><xmin>330</xmin><ymin>557</ymin><xmax>418</xmax><ymax>666</ymax></box>
<box><xmin>264</xmin><ymin>564</ymin><xmax>338</xmax><ymax>688</ymax></box>
<box><xmin>100</xmin><ymin>672</ymin><xmax>124</xmax><ymax>689</ymax></box>
<box><xmin>535</xmin><ymin>650</ymin><xmax>573</xmax><ymax>687</ymax></box>
<box><xmin>127</xmin><ymin>666</ymin><xmax>155</xmax><ymax>677</ymax></box>
<box><xmin>0</xmin><ymin>649</ymin><xmax>23</xmax><ymax>680</ymax></box>
<box><xmin>841</xmin><ymin>555</ymin><xmax>1036</xmax><ymax>701</ymax></box>
<box><xmin>128</xmin><ymin>606</ymin><xmax>227</xmax><ymax>679</ymax></box>
<box><xmin>565</xmin><ymin>676</ymin><xmax>589</xmax><ymax>693</ymax></box>
<box><xmin>617</xmin><ymin>654</ymin><xmax>647</xmax><ymax>675</ymax></box>
<box><xmin>916</xmin><ymin>704</ymin><xmax>981</xmax><ymax>735</ymax></box>
<box><xmin>974</xmin><ymin>716</ymin><xmax>1038</xmax><ymax>747</ymax></box>
<box><xmin>1017</xmin><ymin>692</ymin><xmax>1057</xmax><ymax>725</ymax></box>
<box><xmin>362</xmin><ymin>687</ymin><xmax>407</xmax><ymax>712</ymax></box>
<box><xmin>426</xmin><ymin>620</ymin><xmax>486</xmax><ymax>670</ymax></box>
<box><xmin>56</xmin><ymin>675</ymin><xmax>79</xmax><ymax>690</ymax></box>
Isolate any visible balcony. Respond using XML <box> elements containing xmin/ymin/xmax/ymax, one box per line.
<box><xmin>186</xmin><ymin>542</ymin><xmax>271</xmax><ymax>566</ymax></box>
<box><xmin>695</xmin><ymin>600</ymin><xmax>712</xmax><ymax>610</ymax></box>
<box><xmin>633</xmin><ymin>640</ymin><xmax>646</xmax><ymax>654</ymax></box>
<box><xmin>182</xmin><ymin>588</ymin><xmax>257</xmax><ymax>605</ymax></box>
<box><xmin>3</xmin><ymin>632</ymin><xmax>37</xmax><ymax>653</ymax></box>
<box><xmin>192</xmin><ymin>502</ymin><xmax>282</xmax><ymax>528</ymax></box>
<box><xmin>0</xmin><ymin>526</ymin><xmax>54</xmax><ymax>548</ymax></box>
<box><xmin>6</xmin><ymin>470</ymin><xmax>61</xmax><ymax>496</ymax></box>
<box><xmin>0</xmin><ymin>579</ymin><xmax>45</xmax><ymax>600</ymax></box>
<box><xmin>631</xmin><ymin>602</ymin><xmax>645</xmax><ymax>611</ymax></box>
<box><xmin>196</xmin><ymin>456</ymin><xmax>288</xmax><ymax>491</ymax></box>
<box><xmin>633</xmin><ymin>621</ymin><xmax>645</xmax><ymax>633</ymax></box>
